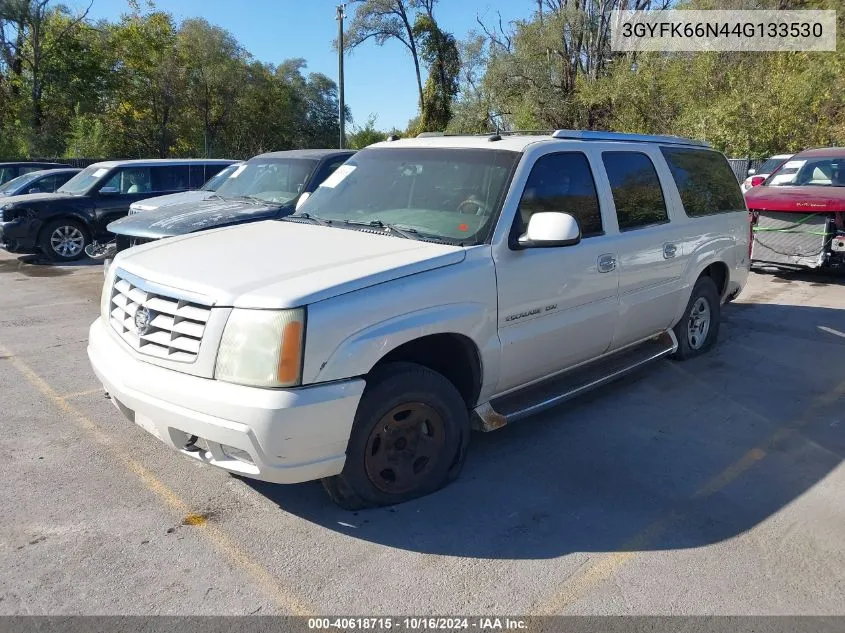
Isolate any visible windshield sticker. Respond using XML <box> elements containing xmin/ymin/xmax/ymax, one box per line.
<box><xmin>320</xmin><ymin>164</ymin><xmax>356</xmax><ymax>188</ymax></box>
<box><xmin>93</xmin><ymin>168</ymin><xmax>109</xmax><ymax>177</ymax></box>
<box><xmin>229</xmin><ymin>164</ymin><xmax>248</xmax><ymax>179</ymax></box>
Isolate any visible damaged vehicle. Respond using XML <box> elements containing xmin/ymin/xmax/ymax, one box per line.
<box><xmin>89</xmin><ymin>130</ymin><xmax>749</xmax><ymax>508</ymax></box>
<box><xmin>0</xmin><ymin>158</ymin><xmax>234</xmax><ymax>262</ymax></box>
<box><xmin>746</xmin><ymin>147</ymin><xmax>845</xmax><ymax>270</ymax></box>
<box><xmin>90</xmin><ymin>150</ymin><xmax>355</xmax><ymax>268</ymax></box>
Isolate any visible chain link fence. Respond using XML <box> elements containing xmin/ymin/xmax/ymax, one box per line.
<box><xmin>727</xmin><ymin>158</ymin><xmax>766</xmax><ymax>182</ymax></box>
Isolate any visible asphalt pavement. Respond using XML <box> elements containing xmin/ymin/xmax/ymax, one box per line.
<box><xmin>1</xmin><ymin>251</ymin><xmax>843</xmax><ymax>615</ymax></box>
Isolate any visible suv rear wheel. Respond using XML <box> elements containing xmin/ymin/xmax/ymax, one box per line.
<box><xmin>322</xmin><ymin>362</ymin><xmax>470</xmax><ymax>509</ymax></box>
<box><xmin>670</xmin><ymin>276</ymin><xmax>721</xmax><ymax>360</ymax></box>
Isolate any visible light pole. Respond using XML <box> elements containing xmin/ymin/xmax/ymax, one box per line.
<box><xmin>337</xmin><ymin>3</ymin><xmax>346</xmax><ymax>149</ymax></box>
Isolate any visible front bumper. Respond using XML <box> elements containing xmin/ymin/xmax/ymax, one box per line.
<box><xmin>0</xmin><ymin>219</ymin><xmax>37</xmax><ymax>252</ymax></box>
<box><xmin>87</xmin><ymin>317</ymin><xmax>365</xmax><ymax>484</ymax></box>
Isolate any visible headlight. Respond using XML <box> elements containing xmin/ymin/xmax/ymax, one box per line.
<box><xmin>215</xmin><ymin>308</ymin><xmax>305</xmax><ymax>388</ymax></box>
<box><xmin>100</xmin><ymin>267</ymin><xmax>115</xmax><ymax>321</ymax></box>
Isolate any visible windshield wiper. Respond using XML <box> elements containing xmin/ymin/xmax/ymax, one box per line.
<box><xmin>344</xmin><ymin>219</ymin><xmax>452</xmax><ymax>243</ymax></box>
<box><xmin>285</xmin><ymin>212</ymin><xmax>332</xmax><ymax>226</ymax></box>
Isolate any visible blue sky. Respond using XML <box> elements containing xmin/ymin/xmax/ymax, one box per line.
<box><xmin>66</xmin><ymin>0</ymin><xmax>532</xmax><ymax>131</ymax></box>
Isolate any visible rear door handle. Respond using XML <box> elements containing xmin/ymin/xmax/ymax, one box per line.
<box><xmin>663</xmin><ymin>242</ymin><xmax>678</xmax><ymax>259</ymax></box>
<box><xmin>597</xmin><ymin>253</ymin><xmax>616</xmax><ymax>273</ymax></box>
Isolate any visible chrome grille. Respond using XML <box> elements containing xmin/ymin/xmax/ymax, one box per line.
<box><xmin>109</xmin><ymin>271</ymin><xmax>211</xmax><ymax>363</ymax></box>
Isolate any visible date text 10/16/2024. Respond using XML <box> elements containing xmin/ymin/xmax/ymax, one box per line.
<box><xmin>308</xmin><ymin>618</ymin><xmax>528</xmax><ymax>631</ymax></box>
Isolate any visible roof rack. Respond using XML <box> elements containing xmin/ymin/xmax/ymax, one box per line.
<box><xmin>551</xmin><ymin>129</ymin><xmax>711</xmax><ymax>148</ymax></box>
<box><xmin>415</xmin><ymin>130</ymin><xmax>553</xmax><ymax>138</ymax></box>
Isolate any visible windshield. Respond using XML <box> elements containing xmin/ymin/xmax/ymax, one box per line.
<box><xmin>0</xmin><ymin>171</ymin><xmax>42</xmax><ymax>195</ymax></box>
<box><xmin>293</xmin><ymin>147</ymin><xmax>518</xmax><ymax>243</ymax></box>
<box><xmin>201</xmin><ymin>163</ymin><xmax>243</xmax><ymax>191</ymax></box>
<box><xmin>57</xmin><ymin>164</ymin><xmax>112</xmax><ymax>195</ymax></box>
<box><xmin>215</xmin><ymin>158</ymin><xmax>317</xmax><ymax>204</ymax></box>
<box><xmin>766</xmin><ymin>156</ymin><xmax>845</xmax><ymax>187</ymax></box>
<box><xmin>757</xmin><ymin>156</ymin><xmax>790</xmax><ymax>175</ymax></box>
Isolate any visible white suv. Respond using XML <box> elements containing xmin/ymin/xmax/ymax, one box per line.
<box><xmin>88</xmin><ymin>130</ymin><xmax>750</xmax><ymax>508</ymax></box>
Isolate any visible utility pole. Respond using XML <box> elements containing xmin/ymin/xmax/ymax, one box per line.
<box><xmin>337</xmin><ymin>3</ymin><xmax>346</xmax><ymax>149</ymax></box>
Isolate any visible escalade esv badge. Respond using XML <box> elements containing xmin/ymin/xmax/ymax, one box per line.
<box><xmin>134</xmin><ymin>306</ymin><xmax>153</xmax><ymax>336</ymax></box>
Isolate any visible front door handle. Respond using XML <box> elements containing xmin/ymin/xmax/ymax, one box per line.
<box><xmin>597</xmin><ymin>253</ymin><xmax>617</xmax><ymax>273</ymax></box>
<box><xmin>663</xmin><ymin>242</ymin><xmax>678</xmax><ymax>259</ymax></box>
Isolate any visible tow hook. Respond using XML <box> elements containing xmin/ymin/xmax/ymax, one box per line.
<box><xmin>183</xmin><ymin>435</ymin><xmax>201</xmax><ymax>452</ymax></box>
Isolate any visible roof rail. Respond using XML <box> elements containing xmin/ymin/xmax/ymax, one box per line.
<box><xmin>416</xmin><ymin>132</ymin><xmax>445</xmax><ymax>138</ymax></box>
<box><xmin>551</xmin><ymin>129</ymin><xmax>711</xmax><ymax>148</ymax></box>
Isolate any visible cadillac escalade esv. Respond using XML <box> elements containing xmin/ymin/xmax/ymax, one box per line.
<box><xmin>88</xmin><ymin>130</ymin><xmax>749</xmax><ymax>508</ymax></box>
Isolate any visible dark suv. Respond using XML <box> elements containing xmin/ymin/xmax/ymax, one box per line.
<box><xmin>101</xmin><ymin>149</ymin><xmax>355</xmax><ymax>259</ymax></box>
<box><xmin>0</xmin><ymin>159</ymin><xmax>234</xmax><ymax>261</ymax></box>
<box><xmin>0</xmin><ymin>162</ymin><xmax>69</xmax><ymax>185</ymax></box>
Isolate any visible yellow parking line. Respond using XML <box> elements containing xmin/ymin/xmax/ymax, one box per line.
<box><xmin>533</xmin><ymin>369</ymin><xmax>845</xmax><ymax>615</ymax></box>
<box><xmin>0</xmin><ymin>341</ymin><xmax>315</xmax><ymax>616</ymax></box>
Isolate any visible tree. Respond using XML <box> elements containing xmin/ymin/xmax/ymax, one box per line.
<box><xmin>413</xmin><ymin>11</ymin><xmax>459</xmax><ymax>132</ymax></box>
<box><xmin>178</xmin><ymin>18</ymin><xmax>248</xmax><ymax>157</ymax></box>
<box><xmin>347</xmin><ymin>114</ymin><xmax>387</xmax><ymax>148</ymax></box>
<box><xmin>344</xmin><ymin>0</ymin><xmax>425</xmax><ymax>110</ymax></box>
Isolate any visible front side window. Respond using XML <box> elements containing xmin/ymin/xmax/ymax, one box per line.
<box><xmin>516</xmin><ymin>152</ymin><xmax>603</xmax><ymax>238</ymax></box>
<box><xmin>602</xmin><ymin>152</ymin><xmax>669</xmax><ymax>230</ymax></box>
<box><xmin>294</xmin><ymin>147</ymin><xmax>518</xmax><ymax>243</ymax></box>
<box><xmin>661</xmin><ymin>147</ymin><xmax>745</xmax><ymax>216</ymax></box>
<box><xmin>765</xmin><ymin>156</ymin><xmax>845</xmax><ymax>187</ymax></box>
<box><xmin>101</xmin><ymin>167</ymin><xmax>152</xmax><ymax>194</ymax></box>
<box><xmin>216</xmin><ymin>158</ymin><xmax>318</xmax><ymax>204</ymax></box>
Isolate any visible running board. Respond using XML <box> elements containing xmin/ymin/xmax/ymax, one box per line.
<box><xmin>473</xmin><ymin>331</ymin><xmax>677</xmax><ymax>431</ymax></box>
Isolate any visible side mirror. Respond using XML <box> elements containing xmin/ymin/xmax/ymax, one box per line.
<box><xmin>747</xmin><ymin>168</ymin><xmax>756</xmax><ymax>176</ymax></box>
<box><xmin>295</xmin><ymin>191</ymin><xmax>311</xmax><ymax>211</ymax></box>
<box><xmin>27</xmin><ymin>187</ymin><xmax>41</xmax><ymax>194</ymax></box>
<box><xmin>99</xmin><ymin>186</ymin><xmax>119</xmax><ymax>195</ymax></box>
<box><xmin>517</xmin><ymin>212</ymin><xmax>581</xmax><ymax>248</ymax></box>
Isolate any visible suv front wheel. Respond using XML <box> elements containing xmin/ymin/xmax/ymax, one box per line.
<box><xmin>39</xmin><ymin>218</ymin><xmax>89</xmax><ymax>262</ymax></box>
<box><xmin>322</xmin><ymin>362</ymin><xmax>470</xmax><ymax>509</ymax></box>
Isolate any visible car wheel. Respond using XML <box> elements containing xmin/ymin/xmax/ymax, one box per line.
<box><xmin>39</xmin><ymin>219</ymin><xmax>89</xmax><ymax>262</ymax></box>
<box><xmin>670</xmin><ymin>276</ymin><xmax>721</xmax><ymax>360</ymax></box>
<box><xmin>322</xmin><ymin>362</ymin><xmax>471</xmax><ymax>510</ymax></box>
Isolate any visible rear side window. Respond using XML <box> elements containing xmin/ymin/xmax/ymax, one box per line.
<box><xmin>517</xmin><ymin>152</ymin><xmax>603</xmax><ymax>237</ymax></box>
<box><xmin>151</xmin><ymin>165</ymin><xmax>190</xmax><ymax>192</ymax></box>
<box><xmin>661</xmin><ymin>147</ymin><xmax>745</xmax><ymax>217</ymax></box>
<box><xmin>602</xmin><ymin>152</ymin><xmax>668</xmax><ymax>230</ymax></box>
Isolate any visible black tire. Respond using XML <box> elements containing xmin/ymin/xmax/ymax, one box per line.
<box><xmin>38</xmin><ymin>218</ymin><xmax>89</xmax><ymax>262</ymax></box>
<box><xmin>322</xmin><ymin>362</ymin><xmax>471</xmax><ymax>510</ymax></box>
<box><xmin>670</xmin><ymin>276</ymin><xmax>721</xmax><ymax>361</ymax></box>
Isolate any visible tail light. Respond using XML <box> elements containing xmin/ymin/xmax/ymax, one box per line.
<box><xmin>750</xmin><ymin>176</ymin><xmax>766</xmax><ymax>187</ymax></box>
<box><xmin>748</xmin><ymin>210</ymin><xmax>759</xmax><ymax>260</ymax></box>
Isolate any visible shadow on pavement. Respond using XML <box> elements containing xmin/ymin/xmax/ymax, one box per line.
<box><xmin>247</xmin><ymin>300</ymin><xmax>843</xmax><ymax>559</ymax></box>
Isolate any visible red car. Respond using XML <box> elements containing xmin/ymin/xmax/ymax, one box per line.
<box><xmin>745</xmin><ymin>147</ymin><xmax>845</xmax><ymax>269</ymax></box>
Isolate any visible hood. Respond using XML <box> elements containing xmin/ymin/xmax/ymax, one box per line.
<box><xmin>745</xmin><ymin>185</ymin><xmax>845</xmax><ymax>213</ymax></box>
<box><xmin>0</xmin><ymin>191</ymin><xmax>76</xmax><ymax>206</ymax></box>
<box><xmin>114</xmin><ymin>220</ymin><xmax>465</xmax><ymax>309</ymax></box>
<box><xmin>129</xmin><ymin>190</ymin><xmax>216</xmax><ymax>213</ymax></box>
<box><xmin>108</xmin><ymin>196</ymin><xmax>289</xmax><ymax>239</ymax></box>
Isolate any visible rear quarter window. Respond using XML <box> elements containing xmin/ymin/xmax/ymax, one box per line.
<box><xmin>660</xmin><ymin>147</ymin><xmax>745</xmax><ymax>217</ymax></box>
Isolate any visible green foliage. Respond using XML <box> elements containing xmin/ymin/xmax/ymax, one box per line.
<box><xmin>347</xmin><ymin>114</ymin><xmax>388</xmax><ymax>148</ymax></box>
<box><xmin>456</xmin><ymin>0</ymin><xmax>845</xmax><ymax>155</ymax></box>
<box><xmin>413</xmin><ymin>12</ymin><xmax>459</xmax><ymax>133</ymax></box>
<box><xmin>0</xmin><ymin>1</ymin><xmax>348</xmax><ymax>159</ymax></box>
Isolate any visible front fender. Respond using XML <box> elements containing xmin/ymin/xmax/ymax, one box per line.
<box><xmin>311</xmin><ymin>302</ymin><xmax>495</xmax><ymax>387</ymax></box>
